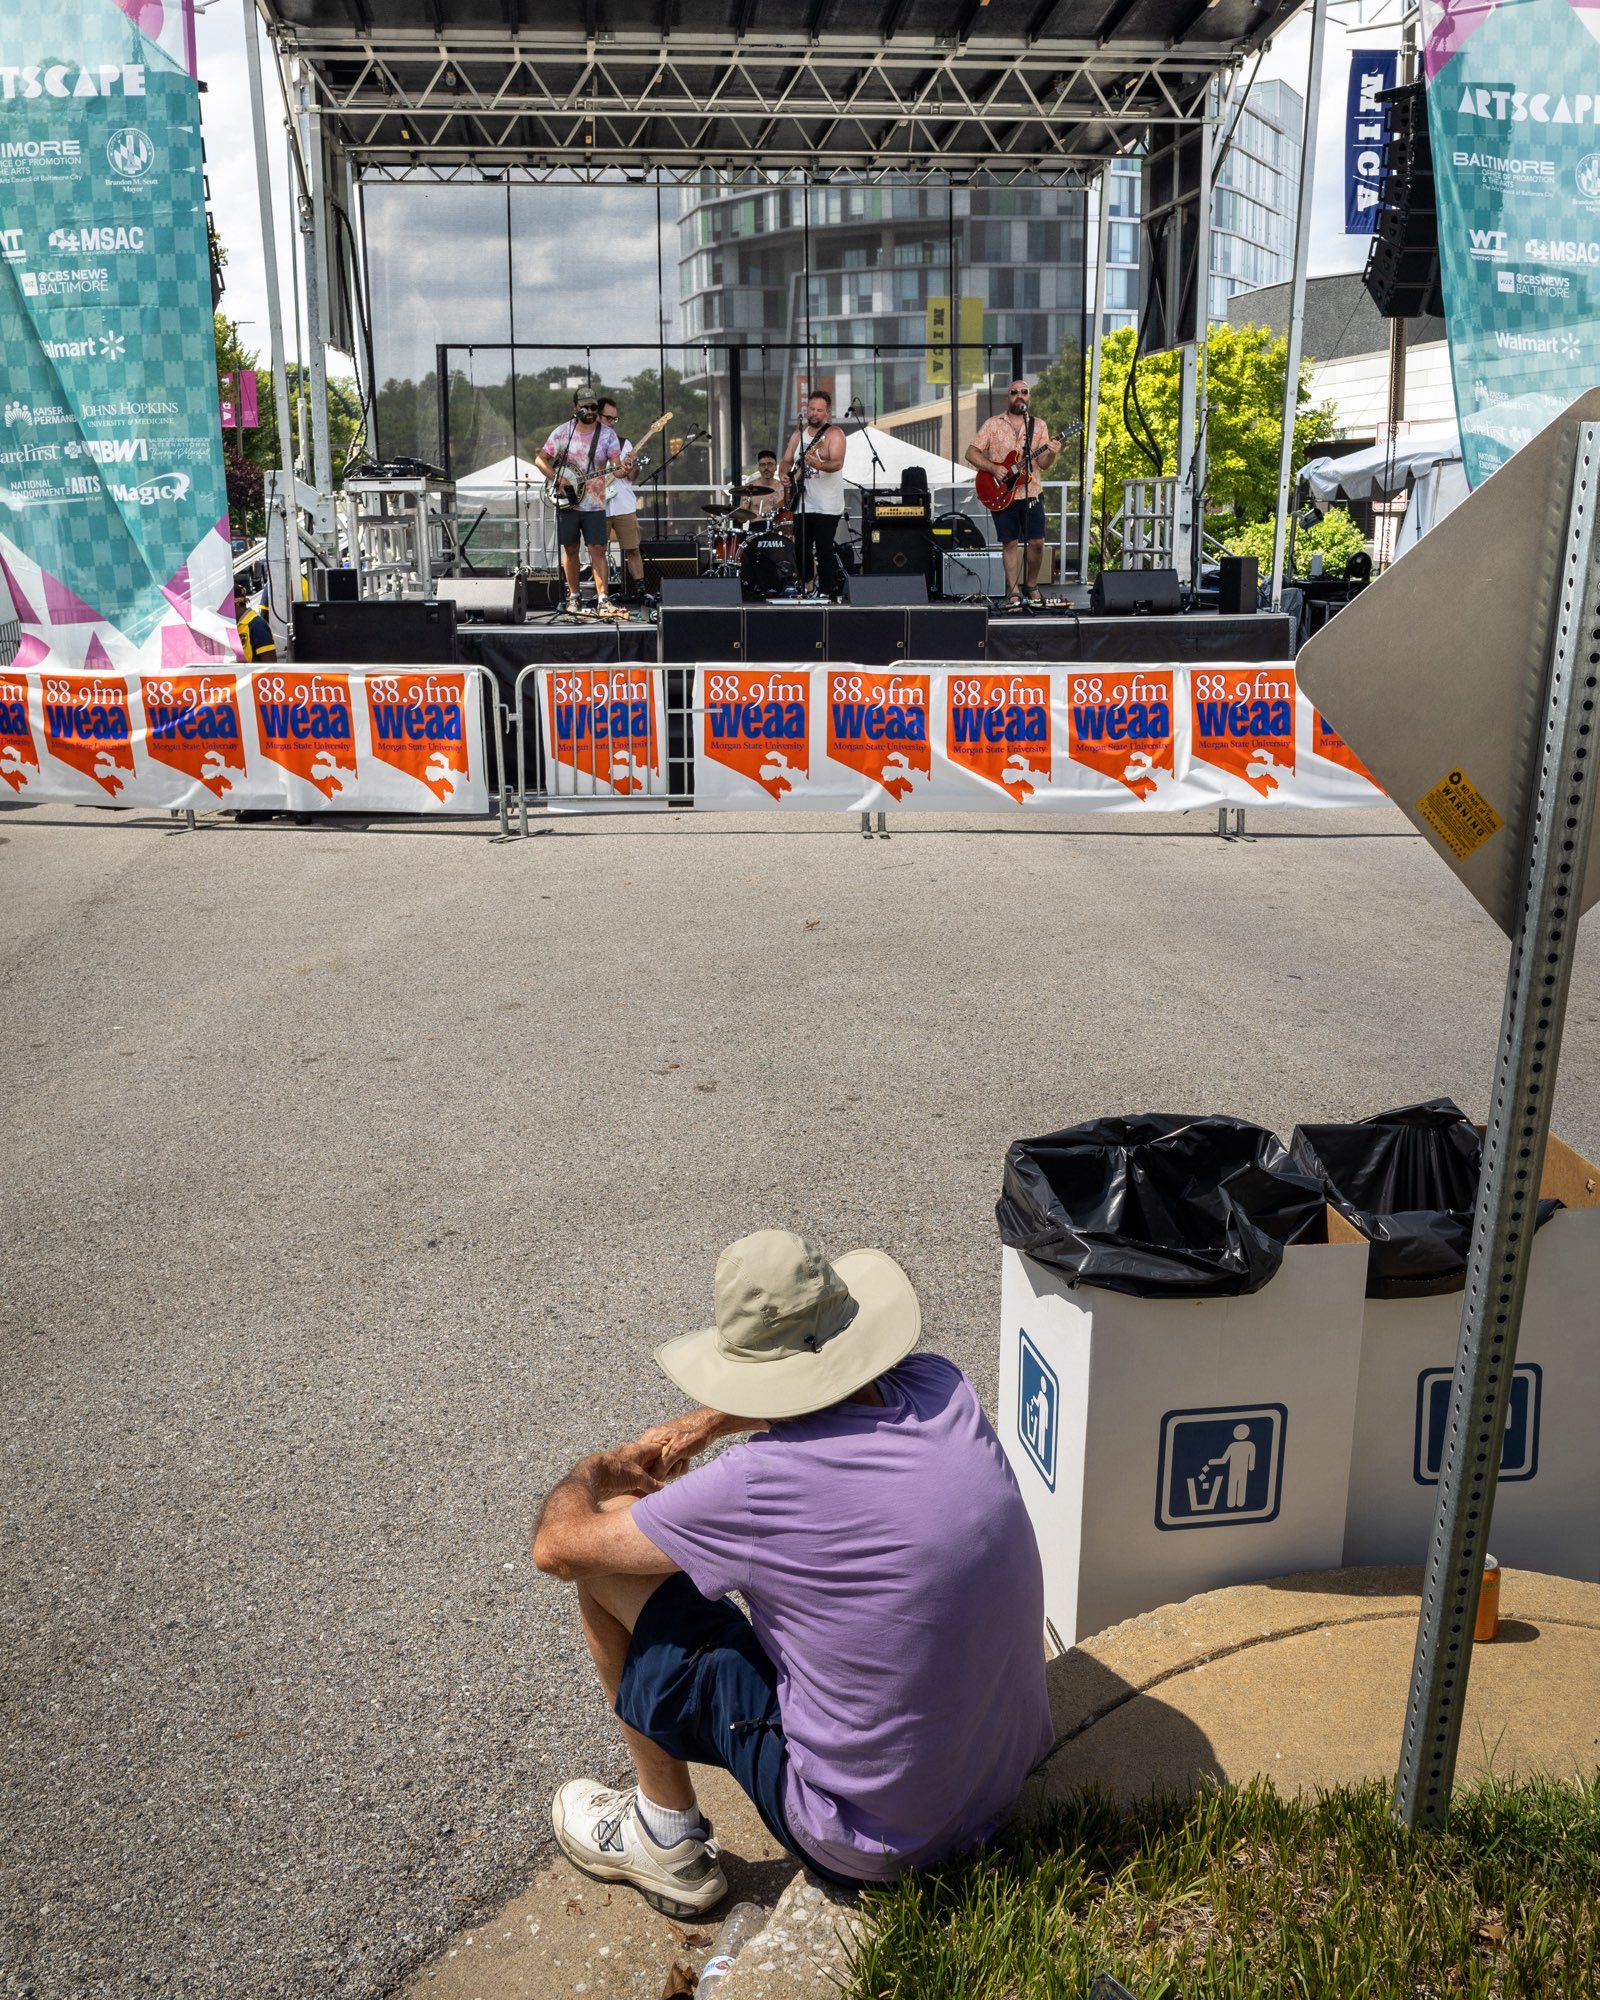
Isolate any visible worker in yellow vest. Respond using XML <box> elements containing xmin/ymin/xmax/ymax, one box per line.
<box><xmin>236</xmin><ymin>594</ymin><xmax>277</xmax><ymax>662</ymax></box>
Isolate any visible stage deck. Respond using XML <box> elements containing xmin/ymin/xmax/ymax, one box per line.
<box><xmin>458</xmin><ymin>609</ymin><xmax>1297</xmax><ymax>691</ymax></box>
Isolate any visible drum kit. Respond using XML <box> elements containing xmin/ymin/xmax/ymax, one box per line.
<box><xmin>701</xmin><ymin>482</ymin><xmax>799</xmax><ymax>598</ymax></box>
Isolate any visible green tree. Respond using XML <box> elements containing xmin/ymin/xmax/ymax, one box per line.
<box><xmin>1224</xmin><ymin>507</ymin><xmax>1367</xmax><ymax>578</ymax></box>
<box><xmin>213</xmin><ymin>313</ymin><xmax>366</xmax><ymax>536</ymax></box>
<box><xmin>1031</xmin><ymin>324</ymin><xmax>1337</xmax><ymax>569</ymax></box>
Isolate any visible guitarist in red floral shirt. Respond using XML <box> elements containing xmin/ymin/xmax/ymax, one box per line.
<box><xmin>966</xmin><ymin>380</ymin><xmax>1059</xmax><ymax>610</ymax></box>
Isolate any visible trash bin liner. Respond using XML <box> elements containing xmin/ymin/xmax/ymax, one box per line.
<box><xmin>996</xmin><ymin>1114</ymin><xmax>1329</xmax><ymax>1299</ymax></box>
<box><xmin>1288</xmin><ymin>1098</ymin><xmax>1563</xmax><ymax>1299</ymax></box>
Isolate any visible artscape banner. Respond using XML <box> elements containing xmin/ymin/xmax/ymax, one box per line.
<box><xmin>0</xmin><ymin>663</ymin><xmax>491</xmax><ymax>813</ymax></box>
<box><xmin>528</xmin><ymin>663</ymin><xmax>1385</xmax><ymax>813</ymax></box>
<box><xmin>0</xmin><ymin>0</ymin><xmax>235</xmax><ymax>674</ymax></box>
<box><xmin>1346</xmin><ymin>50</ymin><xmax>1398</xmax><ymax>234</ymax></box>
<box><xmin>1423</xmin><ymin>0</ymin><xmax>1600</xmax><ymax>486</ymax></box>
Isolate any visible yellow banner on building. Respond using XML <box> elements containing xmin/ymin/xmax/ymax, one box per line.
<box><xmin>925</xmin><ymin>296</ymin><xmax>985</xmax><ymax>385</ymax></box>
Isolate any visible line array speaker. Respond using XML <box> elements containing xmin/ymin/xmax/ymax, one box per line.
<box><xmin>1362</xmin><ymin>81</ymin><xmax>1443</xmax><ymax>320</ymax></box>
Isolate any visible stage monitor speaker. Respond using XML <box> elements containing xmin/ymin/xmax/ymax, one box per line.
<box><xmin>434</xmin><ymin>572</ymin><xmax>527</xmax><ymax>624</ymax></box>
<box><xmin>744</xmin><ymin>605</ymin><xmax>827</xmax><ymax>661</ymax></box>
<box><xmin>909</xmin><ymin>605</ymin><xmax>989</xmax><ymax>661</ymax></box>
<box><xmin>1089</xmin><ymin>567</ymin><xmax>1181</xmax><ymax>617</ymax></box>
<box><xmin>291</xmin><ymin>598</ymin><xmax>457</xmax><ymax>664</ymax></box>
<box><xmin>844</xmin><ymin>572</ymin><xmax>928</xmax><ymax>607</ymax></box>
<box><xmin>640</xmin><ymin>538</ymin><xmax>700</xmax><ymax>590</ymax></box>
<box><xmin>314</xmin><ymin>567</ymin><xmax>360</xmax><ymax>602</ymax></box>
<box><xmin>826</xmin><ymin>607</ymin><xmax>907</xmax><ymax>665</ymax></box>
<box><xmin>1216</xmin><ymin>555</ymin><xmax>1259</xmax><ymax>616</ymax></box>
<box><xmin>659</xmin><ymin>576</ymin><xmax>741</xmax><ymax>608</ymax></box>
<box><xmin>660</xmin><ymin>606</ymin><xmax>743</xmax><ymax>663</ymax></box>
<box><xmin>1362</xmin><ymin>81</ymin><xmax>1443</xmax><ymax>319</ymax></box>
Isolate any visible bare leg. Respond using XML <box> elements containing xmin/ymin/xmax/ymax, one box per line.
<box><xmin>1025</xmin><ymin>538</ymin><xmax>1046</xmax><ymax>596</ymax></box>
<box><xmin>1002</xmin><ymin>540</ymin><xmax>1023</xmax><ymax>599</ymax></box>
<box><xmin>625</xmin><ymin>549</ymin><xmax>645</xmax><ymax>585</ymax></box>
<box><xmin>589</xmin><ymin>542</ymin><xmax>613</xmax><ymax>599</ymax></box>
<box><xmin>560</xmin><ymin>544</ymin><xmax>582</xmax><ymax>596</ymax></box>
<box><xmin>574</xmin><ymin>1501</ymin><xmax>697</xmax><ymax>1812</ymax></box>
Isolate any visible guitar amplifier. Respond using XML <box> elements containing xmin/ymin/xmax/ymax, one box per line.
<box><xmin>864</xmin><ymin>494</ymin><xmax>932</xmax><ymax>580</ymax></box>
<box><xmin>940</xmin><ymin>548</ymin><xmax>1006</xmax><ymax>600</ymax></box>
<box><xmin>641</xmin><ymin>538</ymin><xmax>700</xmax><ymax>590</ymax></box>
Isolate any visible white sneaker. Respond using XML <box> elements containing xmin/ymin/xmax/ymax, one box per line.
<box><xmin>551</xmin><ymin>1779</ymin><xmax>727</xmax><ymax>1918</ymax></box>
<box><xmin>564</xmin><ymin>591</ymin><xmax>582</xmax><ymax>615</ymax></box>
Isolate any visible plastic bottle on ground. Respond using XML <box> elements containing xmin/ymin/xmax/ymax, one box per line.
<box><xmin>697</xmin><ymin>1901</ymin><xmax>768</xmax><ymax>1995</ymax></box>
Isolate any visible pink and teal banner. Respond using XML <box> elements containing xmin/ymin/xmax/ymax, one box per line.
<box><xmin>0</xmin><ymin>0</ymin><xmax>235</xmax><ymax>687</ymax></box>
<box><xmin>1423</xmin><ymin>0</ymin><xmax>1600</xmax><ymax>485</ymax></box>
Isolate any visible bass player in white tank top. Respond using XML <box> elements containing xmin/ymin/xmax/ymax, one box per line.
<box><xmin>780</xmin><ymin>390</ymin><xmax>847</xmax><ymax>600</ymax></box>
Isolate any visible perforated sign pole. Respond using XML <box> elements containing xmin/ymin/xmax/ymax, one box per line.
<box><xmin>1394</xmin><ymin>427</ymin><xmax>1600</xmax><ymax>1831</ymax></box>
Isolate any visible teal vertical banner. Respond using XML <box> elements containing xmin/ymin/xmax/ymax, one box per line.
<box><xmin>1423</xmin><ymin>0</ymin><xmax>1600</xmax><ymax>488</ymax></box>
<box><xmin>0</xmin><ymin>0</ymin><xmax>236</xmax><ymax>673</ymax></box>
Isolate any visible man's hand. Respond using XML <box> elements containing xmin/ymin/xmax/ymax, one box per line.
<box><xmin>635</xmin><ymin>1406</ymin><xmax>767</xmax><ymax>1476</ymax></box>
<box><xmin>594</xmin><ymin>1439</ymin><xmax>667</xmax><ymax>1498</ymax></box>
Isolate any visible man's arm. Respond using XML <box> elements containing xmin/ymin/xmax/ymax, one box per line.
<box><xmin>636</xmin><ymin>1406</ymin><xmax>767</xmax><ymax>1475</ymax></box>
<box><xmin>777</xmin><ymin>427</ymin><xmax>801</xmax><ymax>479</ymax></box>
<box><xmin>809</xmin><ymin>425</ymin><xmax>846</xmax><ymax>474</ymax></box>
<box><xmin>965</xmin><ymin>426</ymin><xmax>1006</xmax><ymax>477</ymax></box>
<box><xmin>532</xmin><ymin>1441</ymin><xmax>679</xmax><ymax>1581</ymax></box>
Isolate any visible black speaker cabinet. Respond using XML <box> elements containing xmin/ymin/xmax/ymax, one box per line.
<box><xmin>1216</xmin><ymin>555</ymin><xmax>1259</xmax><ymax>616</ymax></box>
<box><xmin>640</xmin><ymin>539</ymin><xmax>701</xmax><ymax>590</ymax></box>
<box><xmin>1089</xmin><ymin>567</ymin><xmax>1181</xmax><ymax>617</ymax></box>
<box><xmin>844</xmin><ymin>572</ymin><xmax>929</xmax><ymax>607</ymax></box>
<box><xmin>744</xmin><ymin>606</ymin><xmax>827</xmax><ymax>661</ymax></box>
<box><xmin>314</xmin><ymin>567</ymin><xmax>360</xmax><ymax>602</ymax></box>
<box><xmin>660</xmin><ymin>606</ymin><xmax>743</xmax><ymax>663</ymax></box>
<box><xmin>291</xmin><ymin>598</ymin><xmax>457</xmax><ymax>663</ymax></box>
<box><xmin>865</xmin><ymin>519</ymin><xmax>933</xmax><ymax>581</ymax></box>
<box><xmin>908</xmin><ymin>604</ymin><xmax>989</xmax><ymax>661</ymax></box>
<box><xmin>826</xmin><ymin>607</ymin><xmax>908</xmax><ymax>665</ymax></box>
<box><xmin>659</xmin><ymin>576</ymin><xmax>741</xmax><ymax>608</ymax></box>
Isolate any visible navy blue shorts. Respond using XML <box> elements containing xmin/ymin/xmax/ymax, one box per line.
<box><xmin>615</xmin><ymin>1574</ymin><xmax>865</xmax><ymax>1889</ymax></box>
<box><xmin>555</xmin><ymin>506</ymin><xmax>607</xmax><ymax>549</ymax></box>
<box><xmin>992</xmin><ymin>494</ymin><xmax>1047</xmax><ymax>546</ymax></box>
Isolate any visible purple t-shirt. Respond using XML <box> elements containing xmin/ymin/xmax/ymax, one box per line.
<box><xmin>632</xmin><ymin>1353</ymin><xmax>1053</xmax><ymax>1881</ymax></box>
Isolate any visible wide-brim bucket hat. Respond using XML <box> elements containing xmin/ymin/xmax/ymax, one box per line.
<box><xmin>654</xmin><ymin>1229</ymin><xmax>920</xmax><ymax>1420</ymax></box>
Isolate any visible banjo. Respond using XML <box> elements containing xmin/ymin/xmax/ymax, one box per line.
<box><xmin>550</xmin><ymin>409</ymin><xmax>674</xmax><ymax>509</ymax></box>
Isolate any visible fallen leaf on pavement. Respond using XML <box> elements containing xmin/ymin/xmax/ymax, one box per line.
<box><xmin>459</xmin><ymin>1831</ymin><xmax>483</xmax><ymax>1847</ymax></box>
<box><xmin>564</xmin><ymin>1895</ymin><xmax>583</xmax><ymax>1915</ymax></box>
<box><xmin>668</xmin><ymin>1924</ymin><xmax>712</xmax><ymax>1947</ymax></box>
<box><xmin>803</xmin><ymin>919</ymin><xmax>821</xmax><ymax>930</ymax></box>
<box><xmin>660</xmin><ymin>1958</ymin><xmax>697</xmax><ymax>1997</ymax></box>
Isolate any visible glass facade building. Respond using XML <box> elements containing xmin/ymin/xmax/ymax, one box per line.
<box><xmin>1091</xmin><ymin>77</ymin><xmax>1303</xmax><ymax>337</ymax></box>
<box><xmin>675</xmin><ymin>177</ymin><xmax>1087</xmax><ymax>467</ymax></box>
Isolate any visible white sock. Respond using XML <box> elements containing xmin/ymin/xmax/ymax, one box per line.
<box><xmin>635</xmin><ymin>1789</ymin><xmax>706</xmax><ymax>1847</ymax></box>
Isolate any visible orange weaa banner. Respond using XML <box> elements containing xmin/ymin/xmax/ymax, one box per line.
<box><xmin>0</xmin><ymin>664</ymin><xmax>489</xmax><ymax>813</ymax></box>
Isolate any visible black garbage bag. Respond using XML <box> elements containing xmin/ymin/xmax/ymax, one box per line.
<box><xmin>996</xmin><ymin>1114</ymin><xmax>1329</xmax><ymax>1300</ymax></box>
<box><xmin>1288</xmin><ymin>1098</ymin><xmax>1563</xmax><ymax>1299</ymax></box>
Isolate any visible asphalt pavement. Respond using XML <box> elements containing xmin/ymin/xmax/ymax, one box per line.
<box><xmin>4</xmin><ymin>799</ymin><xmax>1599</xmax><ymax>1999</ymax></box>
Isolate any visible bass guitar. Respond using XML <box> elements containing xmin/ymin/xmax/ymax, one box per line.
<box><xmin>552</xmin><ymin>409</ymin><xmax>674</xmax><ymax>509</ymax></box>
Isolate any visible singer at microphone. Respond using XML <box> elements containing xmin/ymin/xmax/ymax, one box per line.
<box><xmin>778</xmin><ymin>389</ymin><xmax>848</xmax><ymax>601</ymax></box>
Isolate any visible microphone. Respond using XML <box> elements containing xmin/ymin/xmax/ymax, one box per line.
<box><xmin>846</xmin><ymin>398</ymin><xmax>865</xmax><ymax>418</ymax></box>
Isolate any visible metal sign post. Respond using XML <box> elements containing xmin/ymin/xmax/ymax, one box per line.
<box><xmin>1392</xmin><ymin>426</ymin><xmax>1600</xmax><ymax>1829</ymax></box>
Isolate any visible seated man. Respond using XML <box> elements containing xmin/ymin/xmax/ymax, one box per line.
<box><xmin>532</xmin><ymin>1230</ymin><xmax>1052</xmax><ymax>1916</ymax></box>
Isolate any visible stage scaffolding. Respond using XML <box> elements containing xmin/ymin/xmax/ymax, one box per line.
<box><xmin>245</xmin><ymin>0</ymin><xmax>1319</xmax><ymax>620</ymax></box>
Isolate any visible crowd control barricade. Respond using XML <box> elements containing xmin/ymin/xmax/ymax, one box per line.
<box><xmin>1328</xmin><ymin>1129</ymin><xmax>1600</xmax><ymax>1580</ymax></box>
<box><xmin>994</xmin><ymin>1118</ymin><xmax>1370</xmax><ymax>1650</ymax></box>
<box><xmin>512</xmin><ymin>661</ymin><xmax>1388</xmax><ymax>831</ymax></box>
<box><xmin>0</xmin><ymin>659</ymin><xmax>510</xmax><ymax>834</ymax></box>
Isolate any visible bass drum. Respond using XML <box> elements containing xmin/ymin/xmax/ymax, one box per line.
<box><xmin>741</xmin><ymin>531</ymin><xmax>797</xmax><ymax>599</ymax></box>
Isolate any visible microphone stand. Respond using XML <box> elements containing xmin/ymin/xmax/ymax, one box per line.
<box><xmin>845</xmin><ymin>398</ymin><xmax>882</xmax><ymax>591</ymax></box>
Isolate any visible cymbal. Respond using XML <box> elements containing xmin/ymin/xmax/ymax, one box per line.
<box><xmin>737</xmin><ymin>483</ymin><xmax>781</xmax><ymax>497</ymax></box>
<box><xmin>702</xmin><ymin>502</ymin><xmax>738</xmax><ymax>516</ymax></box>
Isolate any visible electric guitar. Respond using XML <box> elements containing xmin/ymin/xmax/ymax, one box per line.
<box><xmin>974</xmin><ymin>420</ymin><xmax>1083</xmax><ymax>512</ymax></box>
<box><xmin>551</xmin><ymin>410</ymin><xmax>673</xmax><ymax>508</ymax></box>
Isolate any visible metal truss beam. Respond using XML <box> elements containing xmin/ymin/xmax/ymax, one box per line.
<box><xmin>274</xmin><ymin>27</ymin><xmax>1218</xmax><ymax>176</ymax></box>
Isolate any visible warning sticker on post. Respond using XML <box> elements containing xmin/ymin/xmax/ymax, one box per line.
<box><xmin>1416</xmin><ymin>769</ymin><xmax>1505</xmax><ymax>861</ymax></box>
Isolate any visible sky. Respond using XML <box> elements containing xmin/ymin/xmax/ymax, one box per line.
<box><xmin>195</xmin><ymin>0</ymin><xmax>1403</xmax><ymax>386</ymax></box>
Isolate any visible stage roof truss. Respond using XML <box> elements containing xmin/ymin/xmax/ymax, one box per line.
<box><xmin>265</xmin><ymin>10</ymin><xmax>1286</xmax><ymax>183</ymax></box>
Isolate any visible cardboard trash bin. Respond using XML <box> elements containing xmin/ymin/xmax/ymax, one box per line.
<box><xmin>1290</xmin><ymin>1107</ymin><xmax>1600</xmax><ymax>1580</ymax></box>
<box><xmin>994</xmin><ymin>1117</ymin><xmax>1370</xmax><ymax>1649</ymax></box>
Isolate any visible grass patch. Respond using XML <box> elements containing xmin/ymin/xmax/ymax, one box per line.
<box><xmin>846</xmin><ymin>1775</ymin><xmax>1600</xmax><ymax>1998</ymax></box>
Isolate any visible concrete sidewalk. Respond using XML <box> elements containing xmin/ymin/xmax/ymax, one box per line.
<box><xmin>403</xmin><ymin>1566</ymin><xmax>1600</xmax><ymax>1998</ymax></box>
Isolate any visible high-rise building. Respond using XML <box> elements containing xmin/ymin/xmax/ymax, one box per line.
<box><xmin>1090</xmin><ymin>77</ymin><xmax>1304</xmax><ymax>337</ymax></box>
<box><xmin>675</xmin><ymin>180</ymin><xmax>1087</xmax><ymax>464</ymax></box>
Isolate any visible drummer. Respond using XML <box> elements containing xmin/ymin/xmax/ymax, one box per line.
<box><xmin>742</xmin><ymin>450</ymin><xmax>789</xmax><ymax>531</ymax></box>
